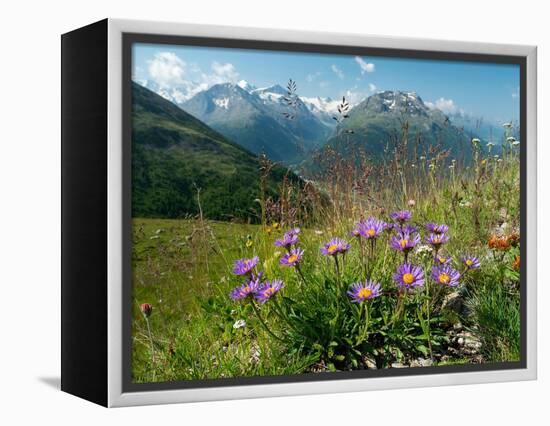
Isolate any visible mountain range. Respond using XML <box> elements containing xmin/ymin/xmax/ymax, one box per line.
<box><xmin>321</xmin><ymin>90</ymin><xmax>472</xmax><ymax>164</ymax></box>
<box><xmin>179</xmin><ymin>81</ymin><xmax>334</xmax><ymax>163</ymax></box>
<box><xmin>131</xmin><ymin>82</ymin><xmax>299</xmax><ymax>220</ymax></box>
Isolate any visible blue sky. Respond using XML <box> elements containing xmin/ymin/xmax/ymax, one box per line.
<box><xmin>132</xmin><ymin>43</ymin><xmax>520</xmax><ymax>123</ymax></box>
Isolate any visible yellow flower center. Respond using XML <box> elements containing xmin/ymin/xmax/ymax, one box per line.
<box><xmin>438</xmin><ymin>257</ymin><xmax>446</xmax><ymax>263</ymax></box>
<box><xmin>264</xmin><ymin>287</ymin><xmax>275</xmax><ymax>297</ymax></box>
<box><xmin>466</xmin><ymin>259</ymin><xmax>473</xmax><ymax>266</ymax></box>
<box><xmin>402</xmin><ymin>273</ymin><xmax>415</xmax><ymax>284</ymax></box>
<box><xmin>399</xmin><ymin>239</ymin><xmax>409</xmax><ymax>248</ymax></box>
<box><xmin>358</xmin><ymin>288</ymin><xmax>372</xmax><ymax>299</ymax></box>
<box><xmin>367</xmin><ymin>229</ymin><xmax>376</xmax><ymax>236</ymax></box>
<box><xmin>438</xmin><ymin>273</ymin><xmax>450</xmax><ymax>284</ymax></box>
<box><xmin>327</xmin><ymin>244</ymin><xmax>338</xmax><ymax>253</ymax></box>
<box><xmin>288</xmin><ymin>254</ymin><xmax>299</xmax><ymax>263</ymax></box>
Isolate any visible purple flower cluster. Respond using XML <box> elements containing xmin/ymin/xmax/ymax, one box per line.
<box><xmin>321</xmin><ymin>237</ymin><xmax>351</xmax><ymax>256</ymax></box>
<box><xmin>393</xmin><ymin>263</ymin><xmax>425</xmax><ymax>289</ymax></box>
<box><xmin>255</xmin><ymin>279</ymin><xmax>285</xmax><ymax>304</ymax></box>
<box><xmin>431</xmin><ymin>265</ymin><xmax>461</xmax><ymax>287</ymax></box>
<box><xmin>425</xmin><ymin>223</ymin><xmax>450</xmax><ymax>234</ymax></box>
<box><xmin>390</xmin><ymin>210</ymin><xmax>412</xmax><ymax>223</ymax></box>
<box><xmin>347</xmin><ymin>280</ymin><xmax>381</xmax><ymax>303</ymax></box>
<box><xmin>389</xmin><ymin>231</ymin><xmax>421</xmax><ymax>252</ymax></box>
<box><xmin>351</xmin><ymin>217</ymin><xmax>387</xmax><ymax>240</ymax></box>
<box><xmin>232</xmin><ymin>256</ymin><xmax>259</xmax><ymax>276</ymax></box>
<box><xmin>274</xmin><ymin>227</ymin><xmax>300</xmax><ymax>249</ymax></box>
<box><xmin>461</xmin><ymin>255</ymin><xmax>480</xmax><ymax>270</ymax></box>
<box><xmin>280</xmin><ymin>248</ymin><xmax>304</xmax><ymax>267</ymax></box>
<box><xmin>229</xmin><ymin>270</ymin><xmax>284</xmax><ymax>304</ymax></box>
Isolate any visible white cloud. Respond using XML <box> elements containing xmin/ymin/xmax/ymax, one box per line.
<box><xmin>148</xmin><ymin>52</ymin><xmax>187</xmax><ymax>88</ymax></box>
<box><xmin>425</xmin><ymin>97</ymin><xmax>460</xmax><ymax>114</ymax></box>
<box><xmin>211</xmin><ymin>61</ymin><xmax>239</xmax><ymax>83</ymax></box>
<box><xmin>368</xmin><ymin>83</ymin><xmax>377</xmax><ymax>92</ymax></box>
<box><xmin>331</xmin><ymin>64</ymin><xmax>344</xmax><ymax>79</ymax></box>
<box><xmin>355</xmin><ymin>56</ymin><xmax>375</xmax><ymax>74</ymax></box>
<box><xmin>144</xmin><ymin>52</ymin><xmax>241</xmax><ymax>103</ymax></box>
<box><xmin>306</xmin><ymin>71</ymin><xmax>321</xmax><ymax>83</ymax></box>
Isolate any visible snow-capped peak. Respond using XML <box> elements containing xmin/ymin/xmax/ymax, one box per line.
<box><xmin>236</xmin><ymin>80</ymin><xmax>256</xmax><ymax>92</ymax></box>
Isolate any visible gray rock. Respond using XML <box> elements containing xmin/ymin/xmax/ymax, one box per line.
<box><xmin>442</xmin><ymin>291</ymin><xmax>463</xmax><ymax>313</ymax></box>
<box><xmin>410</xmin><ymin>358</ymin><xmax>434</xmax><ymax>368</ymax></box>
<box><xmin>363</xmin><ymin>355</ymin><xmax>377</xmax><ymax>370</ymax></box>
<box><xmin>391</xmin><ymin>362</ymin><xmax>408</xmax><ymax>368</ymax></box>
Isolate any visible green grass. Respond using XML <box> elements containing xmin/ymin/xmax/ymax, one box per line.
<box><xmin>131</xmin><ymin>142</ymin><xmax>521</xmax><ymax>383</ymax></box>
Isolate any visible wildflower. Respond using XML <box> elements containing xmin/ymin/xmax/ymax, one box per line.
<box><xmin>140</xmin><ymin>303</ymin><xmax>153</xmax><ymax>318</ymax></box>
<box><xmin>229</xmin><ymin>274</ymin><xmax>261</xmax><ymax>301</ymax></box>
<box><xmin>461</xmin><ymin>255</ymin><xmax>481</xmax><ymax>270</ymax></box>
<box><xmin>353</xmin><ymin>217</ymin><xmax>387</xmax><ymax>239</ymax></box>
<box><xmin>507</xmin><ymin>232</ymin><xmax>520</xmax><ymax>246</ymax></box>
<box><xmin>471</xmin><ymin>138</ymin><xmax>480</xmax><ymax>145</ymax></box>
<box><xmin>271</xmin><ymin>222</ymin><xmax>280</xmax><ymax>230</ymax></box>
<box><xmin>488</xmin><ymin>235</ymin><xmax>510</xmax><ymax>251</ymax></box>
<box><xmin>425</xmin><ymin>223</ymin><xmax>449</xmax><ymax>234</ymax></box>
<box><xmin>245</xmin><ymin>235</ymin><xmax>253</xmax><ymax>248</ymax></box>
<box><xmin>233</xmin><ymin>256</ymin><xmax>259</xmax><ymax>276</ymax></box>
<box><xmin>503</xmin><ymin>122</ymin><xmax>512</xmax><ymax>128</ymax></box>
<box><xmin>408</xmin><ymin>199</ymin><xmax>416</xmax><ymax>207</ymax></box>
<box><xmin>415</xmin><ymin>244</ymin><xmax>433</xmax><ymax>256</ymax></box>
<box><xmin>393</xmin><ymin>263</ymin><xmax>425</xmax><ymax>289</ymax></box>
<box><xmin>512</xmin><ymin>140</ymin><xmax>520</xmax><ymax>146</ymax></box>
<box><xmin>432</xmin><ymin>265</ymin><xmax>461</xmax><ymax>287</ymax></box>
<box><xmin>233</xmin><ymin>319</ymin><xmax>246</xmax><ymax>329</ymax></box>
<box><xmin>401</xmin><ymin>224</ymin><xmax>419</xmax><ymax>234</ymax></box>
<box><xmin>274</xmin><ymin>228</ymin><xmax>300</xmax><ymax>249</ymax></box>
<box><xmin>280</xmin><ymin>247</ymin><xmax>304</xmax><ymax>267</ymax></box>
<box><xmin>321</xmin><ymin>237</ymin><xmax>351</xmax><ymax>256</ymax></box>
<box><xmin>426</xmin><ymin>232</ymin><xmax>450</xmax><ymax>250</ymax></box>
<box><xmin>390</xmin><ymin>231</ymin><xmax>421</xmax><ymax>253</ymax></box>
<box><xmin>507</xmin><ymin>136</ymin><xmax>516</xmax><ymax>143</ymax></box>
<box><xmin>347</xmin><ymin>280</ymin><xmax>381</xmax><ymax>303</ymax></box>
<box><xmin>459</xmin><ymin>200</ymin><xmax>472</xmax><ymax>208</ymax></box>
<box><xmin>434</xmin><ymin>254</ymin><xmax>452</xmax><ymax>265</ymax></box>
<box><xmin>486</xmin><ymin>142</ymin><xmax>495</xmax><ymax>148</ymax></box>
<box><xmin>481</xmin><ymin>159</ymin><xmax>488</xmax><ymax>166</ymax></box>
<box><xmin>390</xmin><ymin>210</ymin><xmax>412</xmax><ymax>223</ymax></box>
<box><xmin>512</xmin><ymin>256</ymin><xmax>520</xmax><ymax>271</ymax></box>
<box><xmin>255</xmin><ymin>279</ymin><xmax>284</xmax><ymax>303</ymax></box>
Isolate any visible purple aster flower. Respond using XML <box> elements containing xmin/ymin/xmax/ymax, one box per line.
<box><xmin>362</xmin><ymin>217</ymin><xmax>387</xmax><ymax>239</ymax></box>
<box><xmin>229</xmin><ymin>274</ymin><xmax>261</xmax><ymax>301</ymax></box>
<box><xmin>280</xmin><ymin>247</ymin><xmax>304</xmax><ymax>267</ymax></box>
<box><xmin>389</xmin><ymin>231</ymin><xmax>421</xmax><ymax>252</ymax></box>
<box><xmin>401</xmin><ymin>224</ymin><xmax>419</xmax><ymax>234</ymax></box>
<box><xmin>431</xmin><ymin>265</ymin><xmax>461</xmax><ymax>287</ymax></box>
<box><xmin>461</xmin><ymin>255</ymin><xmax>481</xmax><ymax>270</ymax></box>
<box><xmin>426</xmin><ymin>223</ymin><xmax>450</xmax><ymax>234</ymax></box>
<box><xmin>390</xmin><ymin>210</ymin><xmax>412</xmax><ymax>223</ymax></box>
<box><xmin>351</xmin><ymin>220</ymin><xmax>366</xmax><ymax>238</ymax></box>
<box><xmin>255</xmin><ymin>279</ymin><xmax>284</xmax><ymax>303</ymax></box>
<box><xmin>393</xmin><ymin>263</ymin><xmax>425</xmax><ymax>289</ymax></box>
<box><xmin>320</xmin><ymin>237</ymin><xmax>351</xmax><ymax>256</ymax></box>
<box><xmin>434</xmin><ymin>254</ymin><xmax>452</xmax><ymax>265</ymax></box>
<box><xmin>233</xmin><ymin>256</ymin><xmax>259</xmax><ymax>276</ymax></box>
<box><xmin>347</xmin><ymin>280</ymin><xmax>381</xmax><ymax>303</ymax></box>
<box><xmin>274</xmin><ymin>229</ymin><xmax>299</xmax><ymax>249</ymax></box>
<box><xmin>426</xmin><ymin>233</ymin><xmax>450</xmax><ymax>250</ymax></box>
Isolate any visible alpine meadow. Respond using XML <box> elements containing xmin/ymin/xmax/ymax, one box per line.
<box><xmin>130</xmin><ymin>44</ymin><xmax>522</xmax><ymax>383</ymax></box>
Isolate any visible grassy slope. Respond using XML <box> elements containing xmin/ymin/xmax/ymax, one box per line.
<box><xmin>132</xmin><ymin>82</ymin><xmax>298</xmax><ymax>221</ymax></box>
<box><xmin>132</xmin><ymin>149</ymin><xmax>520</xmax><ymax>382</ymax></box>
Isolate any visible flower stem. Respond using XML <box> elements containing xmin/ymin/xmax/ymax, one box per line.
<box><xmin>145</xmin><ymin>317</ymin><xmax>156</xmax><ymax>381</ymax></box>
<box><xmin>250</xmin><ymin>301</ymin><xmax>285</xmax><ymax>342</ymax></box>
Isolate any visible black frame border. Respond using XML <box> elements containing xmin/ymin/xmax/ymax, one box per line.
<box><xmin>121</xmin><ymin>32</ymin><xmax>528</xmax><ymax>394</ymax></box>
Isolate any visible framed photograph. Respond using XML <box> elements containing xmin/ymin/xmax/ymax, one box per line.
<box><xmin>61</xmin><ymin>18</ymin><xmax>537</xmax><ymax>407</ymax></box>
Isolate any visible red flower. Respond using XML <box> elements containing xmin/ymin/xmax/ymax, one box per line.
<box><xmin>140</xmin><ymin>303</ymin><xmax>153</xmax><ymax>318</ymax></box>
